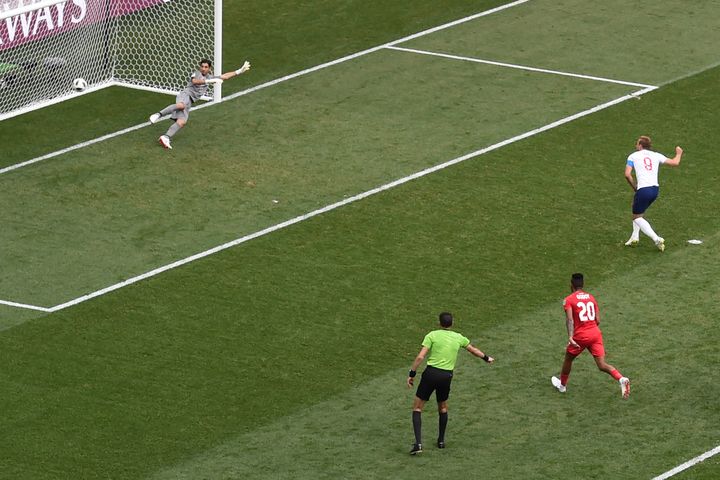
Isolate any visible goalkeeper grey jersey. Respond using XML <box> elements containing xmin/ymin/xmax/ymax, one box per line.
<box><xmin>184</xmin><ymin>70</ymin><xmax>209</xmax><ymax>102</ymax></box>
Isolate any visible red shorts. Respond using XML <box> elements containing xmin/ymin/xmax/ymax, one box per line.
<box><xmin>566</xmin><ymin>329</ymin><xmax>605</xmax><ymax>357</ymax></box>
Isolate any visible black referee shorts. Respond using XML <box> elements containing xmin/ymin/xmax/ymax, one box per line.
<box><xmin>415</xmin><ymin>365</ymin><xmax>454</xmax><ymax>402</ymax></box>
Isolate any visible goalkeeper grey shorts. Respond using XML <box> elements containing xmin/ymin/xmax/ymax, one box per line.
<box><xmin>171</xmin><ymin>91</ymin><xmax>193</xmax><ymax>121</ymax></box>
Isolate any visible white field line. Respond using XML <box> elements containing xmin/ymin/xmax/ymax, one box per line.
<box><xmin>386</xmin><ymin>46</ymin><xmax>656</xmax><ymax>88</ymax></box>
<box><xmin>1</xmin><ymin>5</ymin><xmax>716</xmax><ymax>473</ymax></box>
<box><xmin>0</xmin><ymin>0</ymin><xmax>532</xmax><ymax>177</ymax></box>
<box><xmin>651</xmin><ymin>445</ymin><xmax>720</xmax><ymax>480</ymax></box>
<box><xmin>0</xmin><ymin>123</ymin><xmax>150</xmax><ymax>175</ymax></box>
<box><xmin>0</xmin><ymin>299</ymin><xmax>52</xmax><ymax>312</ymax></box>
<box><xmin>220</xmin><ymin>0</ymin><xmax>533</xmax><ymax>104</ymax></box>
<box><xmin>3</xmin><ymin>83</ymin><xmax>652</xmax><ymax>316</ymax></box>
<box><xmin>0</xmin><ymin>0</ymin><xmax>657</xmax><ymax>313</ymax></box>
<box><xmin>43</xmin><ymin>87</ymin><xmax>655</xmax><ymax>313</ymax></box>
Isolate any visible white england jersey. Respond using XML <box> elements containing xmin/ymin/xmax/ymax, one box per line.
<box><xmin>627</xmin><ymin>149</ymin><xmax>667</xmax><ymax>189</ymax></box>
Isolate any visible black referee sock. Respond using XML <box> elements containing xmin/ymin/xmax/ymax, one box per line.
<box><xmin>438</xmin><ymin>412</ymin><xmax>448</xmax><ymax>442</ymax></box>
<box><xmin>412</xmin><ymin>411</ymin><xmax>422</xmax><ymax>445</ymax></box>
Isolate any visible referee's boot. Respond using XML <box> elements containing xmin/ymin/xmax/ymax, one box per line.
<box><xmin>409</xmin><ymin>443</ymin><xmax>423</xmax><ymax>455</ymax></box>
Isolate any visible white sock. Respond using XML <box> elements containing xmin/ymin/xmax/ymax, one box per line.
<box><xmin>633</xmin><ymin>217</ymin><xmax>658</xmax><ymax>242</ymax></box>
<box><xmin>629</xmin><ymin>222</ymin><xmax>640</xmax><ymax>241</ymax></box>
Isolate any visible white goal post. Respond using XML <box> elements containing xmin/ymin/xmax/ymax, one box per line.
<box><xmin>0</xmin><ymin>0</ymin><xmax>222</xmax><ymax>121</ymax></box>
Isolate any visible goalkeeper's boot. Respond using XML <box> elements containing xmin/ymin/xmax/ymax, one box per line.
<box><xmin>620</xmin><ymin>377</ymin><xmax>631</xmax><ymax>399</ymax></box>
<box><xmin>159</xmin><ymin>135</ymin><xmax>172</xmax><ymax>149</ymax></box>
<box><xmin>655</xmin><ymin>237</ymin><xmax>665</xmax><ymax>252</ymax></box>
<box><xmin>149</xmin><ymin>113</ymin><xmax>161</xmax><ymax>124</ymax></box>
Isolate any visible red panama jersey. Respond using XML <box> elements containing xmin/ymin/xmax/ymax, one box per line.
<box><xmin>563</xmin><ymin>290</ymin><xmax>600</xmax><ymax>335</ymax></box>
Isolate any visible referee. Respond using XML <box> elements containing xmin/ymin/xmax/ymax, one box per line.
<box><xmin>407</xmin><ymin>312</ymin><xmax>494</xmax><ymax>455</ymax></box>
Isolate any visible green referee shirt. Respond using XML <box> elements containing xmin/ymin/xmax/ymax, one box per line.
<box><xmin>422</xmin><ymin>329</ymin><xmax>470</xmax><ymax>371</ymax></box>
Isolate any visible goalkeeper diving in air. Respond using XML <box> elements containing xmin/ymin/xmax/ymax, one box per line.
<box><xmin>150</xmin><ymin>58</ymin><xmax>251</xmax><ymax>149</ymax></box>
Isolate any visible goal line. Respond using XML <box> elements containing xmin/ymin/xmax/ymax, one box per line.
<box><xmin>0</xmin><ymin>0</ymin><xmax>533</xmax><ymax>176</ymax></box>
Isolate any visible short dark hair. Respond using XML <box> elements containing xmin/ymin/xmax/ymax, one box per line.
<box><xmin>439</xmin><ymin>312</ymin><xmax>453</xmax><ymax>328</ymax></box>
<box><xmin>571</xmin><ymin>273</ymin><xmax>584</xmax><ymax>289</ymax></box>
<box><xmin>199</xmin><ymin>58</ymin><xmax>212</xmax><ymax>68</ymax></box>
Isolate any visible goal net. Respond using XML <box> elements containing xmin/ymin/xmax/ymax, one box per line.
<box><xmin>0</xmin><ymin>0</ymin><xmax>221</xmax><ymax>121</ymax></box>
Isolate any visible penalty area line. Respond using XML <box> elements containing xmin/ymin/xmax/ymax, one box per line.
<box><xmin>0</xmin><ymin>0</ymin><xmax>532</xmax><ymax>177</ymax></box>
<box><xmin>221</xmin><ymin>0</ymin><xmax>533</xmax><ymax>104</ymax></box>
<box><xmin>46</xmin><ymin>89</ymin><xmax>647</xmax><ymax>312</ymax></box>
<box><xmin>651</xmin><ymin>444</ymin><xmax>720</xmax><ymax>480</ymax></box>
<box><xmin>0</xmin><ymin>299</ymin><xmax>52</xmax><ymax>312</ymax></box>
<box><xmin>385</xmin><ymin>46</ymin><xmax>656</xmax><ymax>89</ymax></box>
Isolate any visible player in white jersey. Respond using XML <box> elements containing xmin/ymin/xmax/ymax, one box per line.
<box><xmin>149</xmin><ymin>58</ymin><xmax>251</xmax><ymax>149</ymax></box>
<box><xmin>623</xmin><ymin>136</ymin><xmax>683</xmax><ymax>250</ymax></box>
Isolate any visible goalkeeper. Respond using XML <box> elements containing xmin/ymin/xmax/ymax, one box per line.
<box><xmin>150</xmin><ymin>58</ymin><xmax>251</xmax><ymax>149</ymax></box>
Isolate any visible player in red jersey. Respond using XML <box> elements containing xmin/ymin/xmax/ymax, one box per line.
<box><xmin>551</xmin><ymin>273</ymin><xmax>630</xmax><ymax>399</ymax></box>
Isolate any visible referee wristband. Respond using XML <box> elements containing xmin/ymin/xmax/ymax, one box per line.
<box><xmin>408</xmin><ymin>370</ymin><xmax>416</xmax><ymax>378</ymax></box>
<box><xmin>482</xmin><ymin>354</ymin><xmax>490</xmax><ymax>362</ymax></box>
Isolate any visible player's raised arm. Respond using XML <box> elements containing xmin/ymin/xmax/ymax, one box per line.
<box><xmin>219</xmin><ymin>60</ymin><xmax>251</xmax><ymax>80</ymax></box>
<box><xmin>664</xmin><ymin>146</ymin><xmax>683</xmax><ymax>167</ymax></box>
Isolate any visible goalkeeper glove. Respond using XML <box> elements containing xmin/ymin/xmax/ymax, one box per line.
<box><xmin>205</xmin><ymin>77</ymin><xmax>223</xmax><ymax>85</ymax></box>
<box><xmin>235</xmin><ymin>60</ymin><xmax>251</xmax><ymax>75</ymax></box>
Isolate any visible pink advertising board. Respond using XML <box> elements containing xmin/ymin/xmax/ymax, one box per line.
<box><xmin>0</xmin><ymin>0</ymin><xmax>167</xmax><ymax>52</ymax></box>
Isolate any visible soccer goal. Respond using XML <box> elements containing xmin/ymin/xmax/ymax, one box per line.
<box><xmin>0</xmin><ymin>0</ymin><xmax>222</xmax><ymax>121</ymax></box>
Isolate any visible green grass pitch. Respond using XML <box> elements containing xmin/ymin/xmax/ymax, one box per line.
<box><xmin>0</xmin><ymin>0</ymin><xmax>719</xmax><ymax>479</ymax></box>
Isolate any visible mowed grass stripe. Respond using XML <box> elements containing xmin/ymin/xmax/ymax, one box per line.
<box><xmin>149</xmin><ymin>235</ymin><xmax>720</xmax><ymax>480</ymax></box>
<box><xmin>0</xmin><ymin>0</ymin><xmax>527</xmax><ymax>175</ymax></box>
<box><xmin>0</xmin><ymin>0</ymin><xmax>513</xmax><ymax>166</ymax></box>
<box><xmin>44</xmin><ymin>83</ymin><xmax>647</xmax><ymax>315</ymax></box>
<box><xmin>0</xmin><ymin>49</ymin><xmax>633</xmax><ymax>307</ymax></box>
<box><xmin>404</xmin><ymin>0</ymin><xmax>720</xmax><ymax>85</ymax></box>
<box><xmin>0</xmin><ymin>305</ymin><xmax>45</xmax><ymax>332</ymax></box>
<box><xmin>385</xmin><ymin>45</ymin><xmax>656</xmax><ymax>88</ymax></box>
<box><xmin>1</xmin><ymin>66</ymin><xmax>718</xmax><ymax>479</ymax></box>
